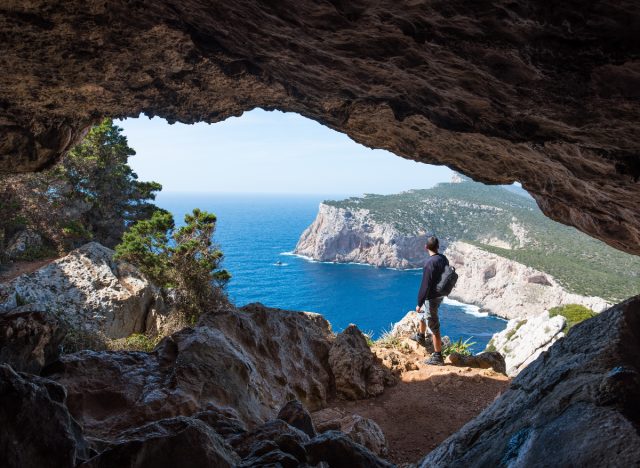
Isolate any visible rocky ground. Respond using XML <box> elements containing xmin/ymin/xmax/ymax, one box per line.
<box><xmin>1</xmin><ymin>243</ymin><xmax>639</xmax><ymax>466</ymax></box>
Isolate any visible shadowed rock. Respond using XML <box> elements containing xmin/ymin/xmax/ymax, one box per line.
<box><xmin>0</xmin><ymin>307</ymin><xmax>64</xmax><ymax>373</ymax></box>
<box><xmin>448</xmin><ymin>351</ymin><xmax>507</xmax><ymax>375</ymax></box>
<box><xmin>228</xmin><ymin>419</ymin><xmax>310</xmax><ymax>463</ymax></box>
<box><xmin>329</xmin><ymin>324</ymin><xmax>396</xmax><ymax>399</ymax></box>
<box><xmin>305</xmin><ymin>430</ymin><xmax>394</xmax><ymax>468</ymax></box>
<box><xmin>0</xmin><ymin>364</ymin><xmax>91</xmax><ymax>468</ymax></box>
<box><xmin>313</xmin><ymin>408</ymin><xmax>389</xmax><ymax>458</ymax></box>
<box><xmin>277</xmin><ymin>399</ymin><xmax>316</xmax><ymax>438</ymax></box>
<box><xmin>419</xmin><ymin>296</ymin><xmax>640</xmax><ymax>466</ymax></box>
<box><xmin>1</xmin><ymin>1</ymin><xmax>639</xmax><ymax>255</ymax></box>
<box><xmin>80</xmin><ymin>416</ymin><xmax>238</xmax><ymax>468</ymax></box>
<box><xmin>44</xmin><ymin>303</ymin><xmax>335</xmax><ymax>439</ymax></box>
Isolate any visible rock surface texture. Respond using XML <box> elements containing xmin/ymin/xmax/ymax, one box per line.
<box><xmin>295</xmin><ymin>203</ymin><xmax>429</xmax><ymax>268</ymax></box>
<box><xmin>488</xmin><ymin>311</ymin><xmax>566</xmax><ymax>376</ymax></box>
<box><xmin>329</xmin><ymin>324</ymin><xmax>396</xmax><ymax>399</ymax></box>
<box><xmin>0</xmin><ymin>242</ymin><xmax>168</xmax><ymax>338</ymax></box>
<box><xmin>446</xmin><ymin>241</ymin><xmax>610</xmax><ymax>319</ymax></box>
<box><xmin>418</xmin><ymin>296</ymin><xmax>640</xmax><ymax>467</ymax></box>
<box><xmin>0</xmin><ymin>1</ymin><xmax>639</xmax><ymax>256</ymax></box>
<box><xmin>44</xmin><ymin>303</ymin><xmax>336</xmax><ymax>439</ymax></box>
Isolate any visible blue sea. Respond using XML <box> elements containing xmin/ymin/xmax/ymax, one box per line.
<box><xmin>156</xmin><ymin>193</ymin><xmax>506</xmax><ymax>352</ymax></box>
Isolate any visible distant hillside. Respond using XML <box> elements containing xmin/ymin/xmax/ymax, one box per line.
<box><xmin>315</xmin><ymin>180</ymin><xmax>639</xmax><ymax>302</ymax></box>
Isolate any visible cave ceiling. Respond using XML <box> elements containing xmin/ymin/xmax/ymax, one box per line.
<box><xmin>1</xmin><ymin>1</ymin><xmax>639</xmax><ymax>255</ymax></box>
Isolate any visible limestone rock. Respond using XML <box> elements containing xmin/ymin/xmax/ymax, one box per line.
<box><xmin>0</xmin><ymin>306</ymin><xmax>64</xmax><ymax>373</ymax></box>
<box><xmin>0</xmin><ymin>242</ymin><xmax>168</xmax><ymax>339</ymax></box>
<box><xmin>192</xmin><ymin>406</ymin><xmax>247</xmax><ymax>440</ymax></box>
<box><xmin>80</xmin><ymin>416</ymin><xmax>239</xmax><ymax>468</ymax></box>
<box><xmin>295</xmin><ymin>203</ymin><xmax>428</xmax><ymax>268</ymax></box>
<box><xmin>228</xmin><ymin>419</ymin><xmax>309</xmax><ymax>463</ymax></box>
<box><xmin>2</xmin><ymin>2</ymin><xmax>640</xmax><ymax>257</ymax></box>
<box><xmin>276</xmin><ymin>399</ymin><xmax>316</xmax><ymax>438</ymax></box>
<box><xmin>329</xmin><ymin>324</ymin><xmax>395</xmax><ymax>400</ymax></box>
<box><xmin>418</xmin><ymin>296</ymin><xmax>640</xmax><ymax>467</ymax></box>
<box><xmin>488</xmin><ymin>311</ymin><xmax>566</xmax><ymax>376</ymax></box>
<box><xmin>44</xmin><ymin>303</ymin><xmax>335</xmax><ymax>439</ymax></box>
<box><xmin>305</xmin><ymin>430</ymin><xmax>394</xmax><ymax>468</ymax></box>
<box><xmin>448</xmin><ymin>351</ymin><xmax>506</xmax><ymax>374</ymax></box>
<box><xmin>5</xmin><ymin>229</ymin><xmax>43</xmax><ymax>260</ymax></box>
<box><xmin>446</xmin><ymin>241</ymin><xmax>610</xmax><ymax>319</ymax></box>
<box><xmin>0</xmin><ymin>364</ymin><xmax>91</xmax><ymax>468</ymax></box>
<box><xmin>312</xmin><ymin>408</ymin><xmax>389</xmax><ymax>458</ymax></box>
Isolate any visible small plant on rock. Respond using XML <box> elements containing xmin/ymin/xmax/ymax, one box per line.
<box><xmin>549</xmin><ymin>304</ymin><xmax>596</xmax><ymax>333</ymax></box>
<box><xmin>443</xmin><ymin>336</ymin><xmax>476</xmax><ymax>357</ymax></box>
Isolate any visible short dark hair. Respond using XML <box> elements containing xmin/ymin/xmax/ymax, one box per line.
<box><xmin>427</xmin><ymin>236</ymin><xmax>439</xmax><ymax>252</ymax></box>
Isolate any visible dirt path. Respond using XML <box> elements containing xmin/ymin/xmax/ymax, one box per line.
<box><xmin>0</xmin><ymin>258</ymin><xmax>57</xmax><ymax>282</ymax></box>
<box><xmin>329</xmin><ymin>359</ymin><xmax>509</xmax><ymax>465</ymax></box>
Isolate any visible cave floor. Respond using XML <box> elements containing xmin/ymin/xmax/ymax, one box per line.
<box><xmin>330</xmin><ymin>363</ymin><xmax>510</xmax><ymax>465</ymax></box>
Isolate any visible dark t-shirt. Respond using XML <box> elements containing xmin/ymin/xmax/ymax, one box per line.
<box><xmin>416</xmin><ymin>253</ymin><xmax>449</xmax><ymax>306</ymax></box>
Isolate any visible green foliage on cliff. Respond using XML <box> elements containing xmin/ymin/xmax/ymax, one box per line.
<box><xmin>324</xmin><ymin>180</ymin><xmax>640</xmax><ymax>302</ymax></box>
<box><xmin>549</xmin><ymin>304</ymin><xmax>596</xmax><ymax>333</ymax></box>
<box><xmin>115</xmin><ymin>208</ymin><xmax>231</xmax><ymax>321</ymax></box>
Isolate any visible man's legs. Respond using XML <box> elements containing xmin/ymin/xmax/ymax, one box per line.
<box><xmin>425</xmin><ymin>298</ymin><xmax>444</xmax><ymax>365</ymax></box>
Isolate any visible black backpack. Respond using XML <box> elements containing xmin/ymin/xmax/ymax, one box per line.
<box><xmin>436</xmin><ymin>265</ymin><xmax>458</xmax><ymax>296</ymax></box>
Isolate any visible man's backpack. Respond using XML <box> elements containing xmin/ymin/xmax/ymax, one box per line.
<box><xmin>436</xmin><ymin>265</ymin><xmax>458</xmax><ymax>296</ymax></box>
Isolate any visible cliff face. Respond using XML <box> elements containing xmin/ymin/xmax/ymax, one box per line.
<box><xmin>295</xmin><ymin>203</ymin><xmax>429</xmax><ymax>269</ymax></box>
<box><xmin>446</xmin><ymin>241</ymin><xmax>610</xmax><ymax>319</ymax></box>
<box><xmin>295</xmin><ymin>203</ymin><xmax>610</xmax><ymax>318</ymax></box>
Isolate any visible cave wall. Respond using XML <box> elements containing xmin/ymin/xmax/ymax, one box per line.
<box><xmin>1</xmin><ymin>1</ymin><xmax>639</xmax><ymax>255</ymax></box>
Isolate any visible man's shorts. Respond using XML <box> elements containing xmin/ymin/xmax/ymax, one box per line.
<box><xmin>419</xmin><ymin>297</ymin><xmax>444</xmax><ymax>333</ymax></box>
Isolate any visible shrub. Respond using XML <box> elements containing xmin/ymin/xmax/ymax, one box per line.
<box><xmin>374</xmin><ymin>327</ymin><xmax>403</xmax><ymax>350</ymax></box>
<box><xmin>115</xmin><ymin>208</ymin><xmax>230</xmax><ymax>322</ymax></box>
<box><xmin>549</xmin><ymin>304</ymin><xmax>596</xmax><ymax>333</ymax></box>
<box><xmin>107</xmin><ymin>333</ymin><xmax>163</xmax><ymax>352</ymax></box>
<box><xmin>443</xmin><ymin>337</ymin><xmax>476</xmax><ymax>357</ymax></box>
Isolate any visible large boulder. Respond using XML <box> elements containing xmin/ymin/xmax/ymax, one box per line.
<box><xmin>0</xmin><ymin>364</ymin><xmax>90</xmax><ymax>468</ymax></box>
<box><xmin>0</xmin><ymin>306</ymin><xmax>64</xmax><ymax>373</ymax></box>
<box><xmin>313</xmin><ymin>408</ymin><xmax>389</xmax><ymax>458</ymax></box>
<box><xmin>44</xmin><ymin>303</ymin><xmax>336</xmax><ymax>439</ymax></box>
<box><xmin>487</xmin><ymin>310</ymin><xmax>566</xmax><ymax>376</ymax></box>
<box><xmin>418</xmin><ymin>296</ymin><xmax>640</xmax><ymax>467</ymax></box>
<box><xmin>329</xmin><ymin>324</ymin><xmax>395</xmax><ymax>400</ymax></box>
<box><xmin>0</xmin><ymin>242</ymin><xmax>169</xmax><ymax>339</ymax></box>
<box><xmin>80</xmin><ymin>416</ymin><xmax>239</xmax><ymax>468</ymax></box>
<box><xmin>4</xmin><ymin>229</ymin><xmax>43</xmax><ymax>260</ymax></box>
<box><xmin>448</xmin><ymin>351</ymin><xmax>507</xmax><ymax>374</ymax></box>
<box><xmin>305</xmin><ymin>430</ymin><xmax>394</xmax><ymax>468</ymax></box>
<box><xmin>276</xmin><ymin>399</ymin><xmax>316</xmax><ymax>438</ymax></box>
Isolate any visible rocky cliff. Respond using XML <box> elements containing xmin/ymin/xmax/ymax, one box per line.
<box><xmin>295</xmin><ymin>201</ymin><xmax>610</xmax><ymax>319</ymax></box>
<box><xmin>447</xmin><ymin>241</ymin><xmax>610</xmax><ymax>319</ymax></box>
<box><xmin>295</xmin><ymin>203</ymin><xmax>429</xmax><ymax>269</ymax></box>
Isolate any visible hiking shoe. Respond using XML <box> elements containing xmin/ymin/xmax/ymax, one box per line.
<box><xmin>410</xmin><ymin>333</ymin><xmax>427</xmax><ymax>346</ymax></box>
<box><xmin>424</xmin><ymin>352</ymin><xmax>444</xmax><ymax>366</ymax></box>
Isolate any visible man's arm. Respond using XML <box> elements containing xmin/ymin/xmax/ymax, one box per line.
<box><xmin>416</xmin><ymin>263</ymin><xmax>433</xmax><ymax>309</ymax></box>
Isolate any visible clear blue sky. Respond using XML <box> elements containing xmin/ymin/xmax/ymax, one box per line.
<box><xmin>118</xmin><ymin>109</ymin><xmax>453</xmax><ymax>196</ymax></box>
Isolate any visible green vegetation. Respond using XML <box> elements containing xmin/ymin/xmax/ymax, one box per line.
<box><xmin>443</xmin><ymin>337</ymin><xmax>476</xmax><ymax>357</ymax></box>
<box><xmin>325</xmin><ymin>179</ymin><xmax>640</xmax><ymax>302</ymax></box>
<box><xmin>486</xmin><ymin>338</ymin><xmax>496</xmax><ymax>352</ymax></box>
<box><xmin>374</xmin><ymin>327</ymin><xmax>409</xmax><ymax>351</ymax></box>
<box><xmin>115</xmin><ymin>209</ymin><xmax>231</xmax><ymax>321</ymax></box>
<box><xmin>549</xmin><ymin>304</ymin><xmax>597</xmax><ymax>333</ymax></box>
<box><xmin>0</xmin><ymin>119</ymin><xmax>161</xmax><ymax>261</ymax></box>
<box><xmin>505</xmin><ymin>319</ymin><xmax>528</xmax><ymax>341</ymax></box>
<box><xmin>107</xmin><ymin>333</ymin><xmax>163</xmax><ymax>352</ymax></box>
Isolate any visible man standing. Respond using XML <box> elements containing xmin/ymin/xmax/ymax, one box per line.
<box><xmin>412</xmin><ymin>236</ymin><xmax>449</xmax><ymax>365</ymax></box>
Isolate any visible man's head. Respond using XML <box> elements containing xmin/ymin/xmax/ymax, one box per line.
<box><xmin>426</xmin><ymin>236</ymin><xmax>439</xmax><ymax>254</ymax></box>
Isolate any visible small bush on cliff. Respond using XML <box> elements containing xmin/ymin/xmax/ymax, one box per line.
<box><xmin>115</xmin><ymin>208</ymin><xmax>230</xmax><ymax>321</ymax></box>
<box><xmin>549</xmin><ymin>304</ymin><xmax>596</xmax><ymax>333</ymax></box>
<box><xmin>443</xmin><ymin>337</ymin><xmax>475</xmax><ymax>357</ymax></box>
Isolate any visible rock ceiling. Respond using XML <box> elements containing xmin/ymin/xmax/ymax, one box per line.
<box><xmin>1</xmin><ymin>1</ymin><xmax>638</xmax><ymax>254</ymax></box>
